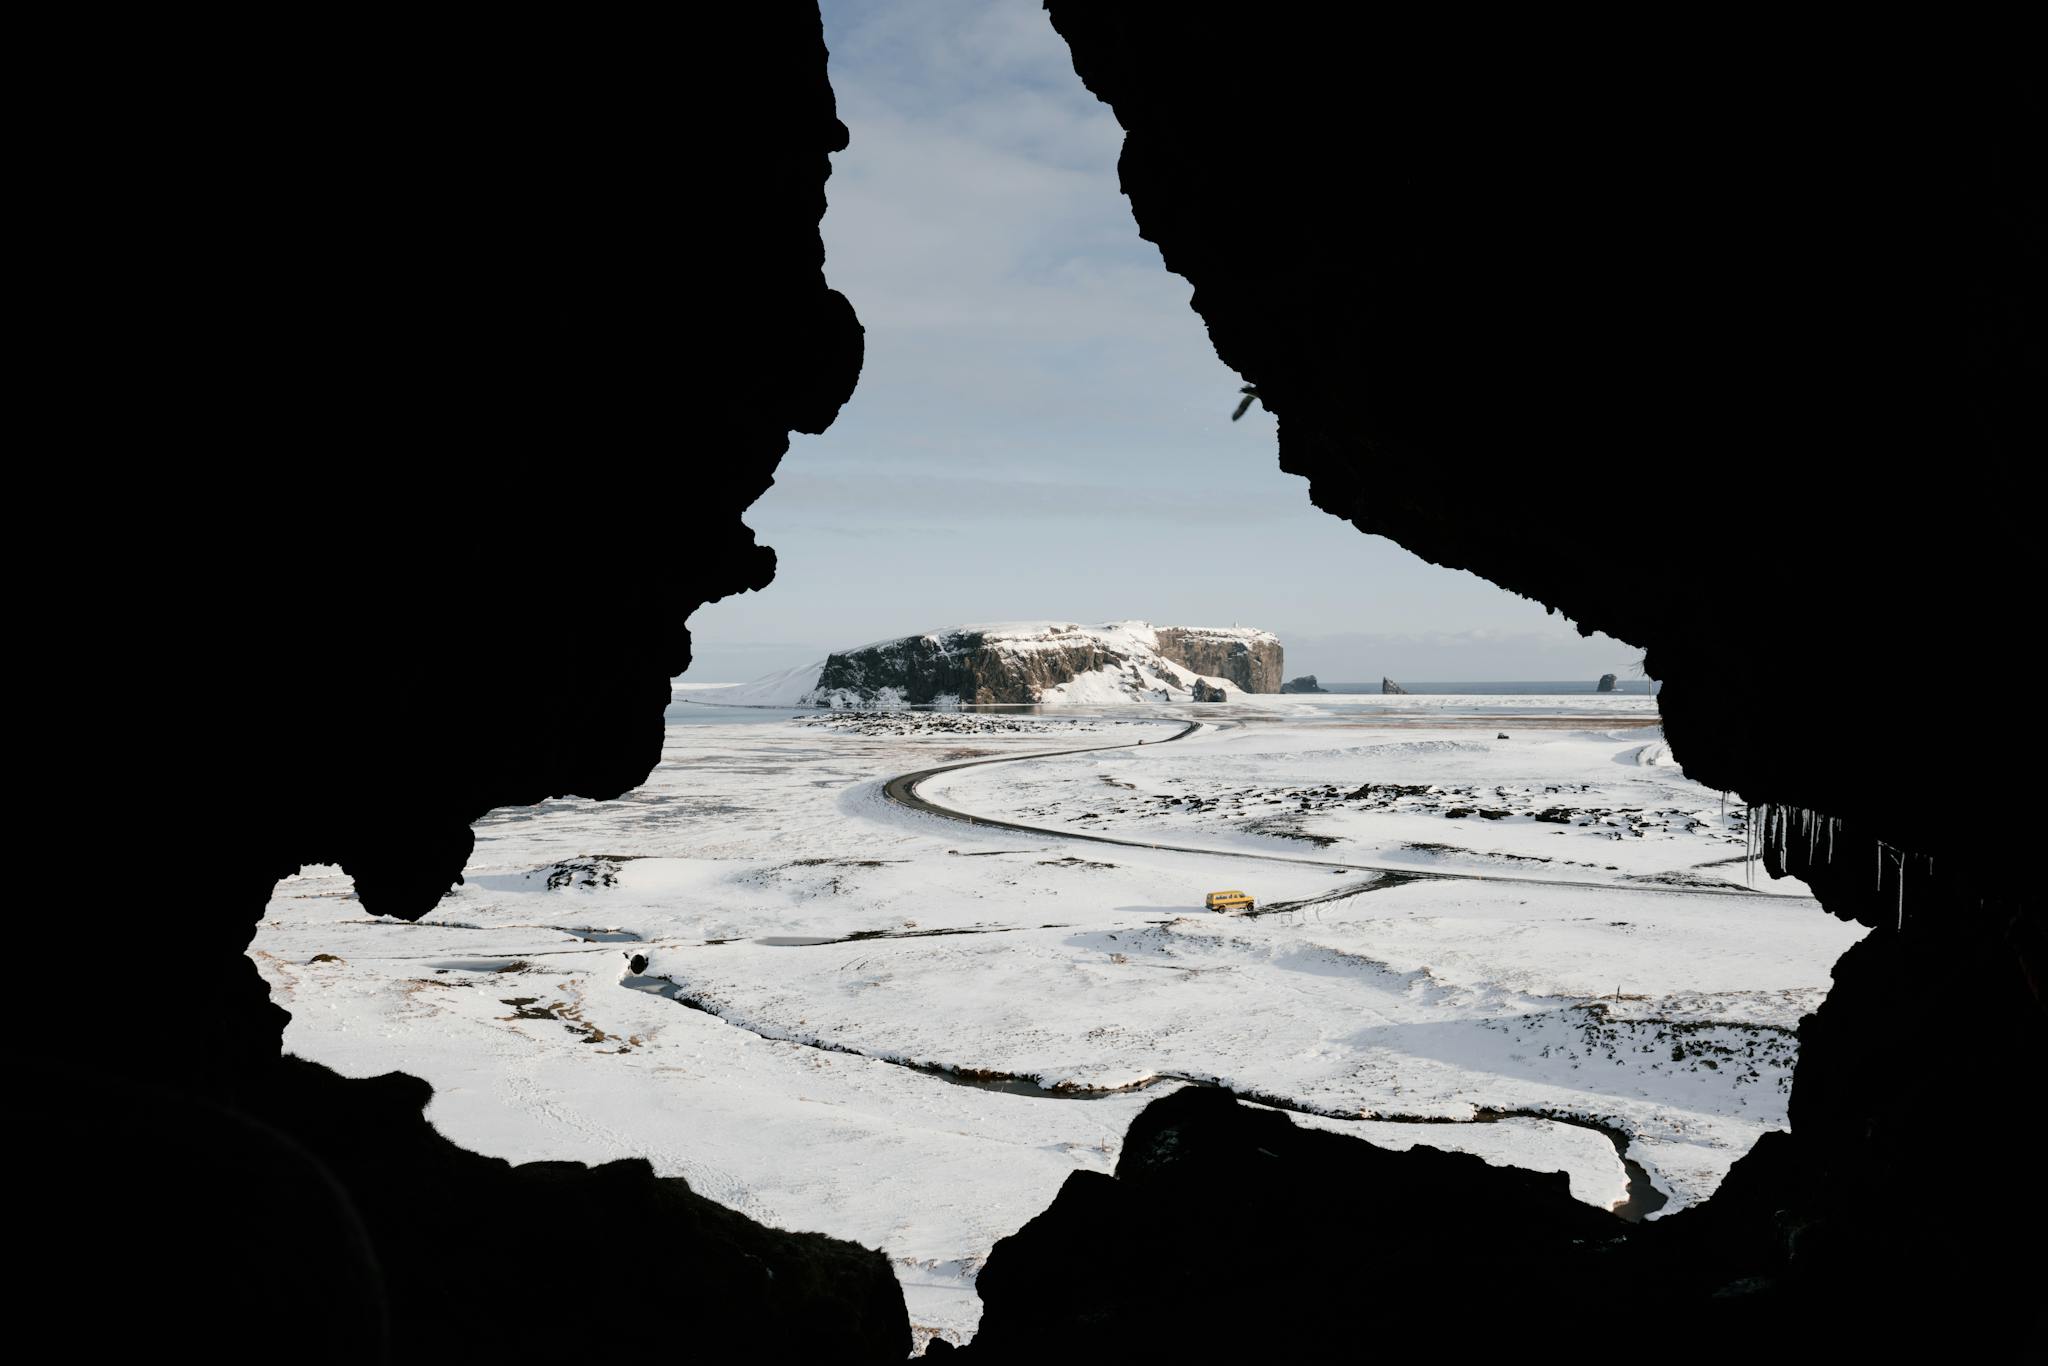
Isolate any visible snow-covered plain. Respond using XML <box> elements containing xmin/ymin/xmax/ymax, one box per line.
<box><xmin>253</xmin><ymin>692</ymin><xmax>1863</xmax><ymax>1351</ymax></box>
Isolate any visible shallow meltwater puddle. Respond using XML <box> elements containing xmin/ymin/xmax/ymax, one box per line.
<box><xmin>622</xmin><ymin>972</ymin><xmax>720</xmax><ymax>1015</ymax></box>
<box><xmin>755</xmin><ymin>935</ymin><xmax>840</xmax><ymax>946</ymax></box>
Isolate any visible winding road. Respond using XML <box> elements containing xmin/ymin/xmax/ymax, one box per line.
<box><xmin>868</xmin><ymin>707</ymin><xmax>1765</xmax><ymax>1216</ymax></box>
<box><xmin>881</xmin><ymin>712</ymin><xmax>1803</xmax><ymax>902</ymax></box>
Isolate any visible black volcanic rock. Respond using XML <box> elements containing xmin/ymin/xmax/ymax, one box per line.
<box><xmin>1598</xmin><ymin>673</ymin><xmax>1618</xmax><ymax>692</ymax></box>
<box><xmin>1018</xmin><ymin>4</ymin><xmax>2043</xmax><ymax>1353</ymax></box>
<box><xmin>967</xmin><ymin>1088</ymin><xmax>1625</xmax><ymax>1361</ymax></box>
<box><xmin>43</xmin><ymin>5</ymin><xmax>2039</xmax><ymax>1358</ymax></box>
<box><xmin>1279</xmin><ymin>674</ymin><xmax>1328</xmax><ymax>693</ymax></box>
<box><xmin>1044</xmin><ymin>5</ymin><xmax>2037</xmax><ymax>879</ymax></box>
<box><xmin>1189</xmin><ymin>679</ymin><xmax>1227</xmax><ymax>701</ymax></box>
<box><xmin>44</xmin><ymin>9</ymin><xmax>907</xmax><ymax>1360</ymax></box>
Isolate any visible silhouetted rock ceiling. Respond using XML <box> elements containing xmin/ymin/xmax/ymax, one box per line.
<box><xmin>942</xmin><ymin>7</ymin><xmax>2040</xmax><ymax>1355</ymax></box>
<box><xmin>41</xmin><ymin>6</ymin><xmax>2038</xmax><ymax>1359</ymax></box>
<box><xmin>44</xmin><ymin>11</ymin><xmax>896</xmax><ymax>1361</ymax></box>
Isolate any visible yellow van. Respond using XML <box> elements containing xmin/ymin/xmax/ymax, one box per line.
<box><xmin>1205</xmin><ymin>889</ymin><xmax>1255</xmax><ymax>914</ymax></box>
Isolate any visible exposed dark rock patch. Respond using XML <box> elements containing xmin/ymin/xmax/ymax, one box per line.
<box><xmin>1599</xmin><ymin>673</ymin><xmax>1619</xmax><ymax>692</ymax></box>
<box><xmin>544</xmin><ymin>857</ymin><xmax>623</xmax><ymax>891</ymax></box>
<box><xmin>1030</xmin><ymin>776</ymin><xmax>1731</xmax><ymax>867</ymax></box>
<box><xmin>798</xmin><ymin>711</ymin><xmax>1120</xmax><ymax>736</ymax></box>
<box><xmin>1278</xmin><ymin>674</ymin><xmax>1328</xmax><ymax>693</ymax></box>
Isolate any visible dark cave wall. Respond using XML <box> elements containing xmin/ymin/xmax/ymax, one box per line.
<box><xmin>157</xmin><ymin>12</ymin><xmax>869</xmax><ymax>1073</ymax></box>
<box><xmin>1045</xmin><ymin>7</ymin><xmax>2041</xmax><ymax>887</ymax></box>
<box><xmin>47</xmin><ymin>10</ymin><xmax>906</xmax><ymax>1360</ymax></box>
<box><xmin>971</xmin><ymin>4</ymin><xmax>2045</xmax><ymax>1353</ymax></box>
<box><xmin>42</xmin><ymin>7</ymin><xmax>2040</xmax><ymax>1358</ymax></box>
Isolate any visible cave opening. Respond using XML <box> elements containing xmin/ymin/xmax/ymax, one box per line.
<box><xmin>56</xmin><ymin>2</ymin><xmax>2036</xmax><ymax>1360</ymax></box>
<box><xmin>247</xmin><ymin>4</ymin><xmax>1912</xmax><ymax>1356</ymax></box>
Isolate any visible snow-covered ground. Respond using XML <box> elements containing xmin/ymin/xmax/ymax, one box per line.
<box><xmin>919</xmin><ymin>698</ymin><xmax>1803</xmax><ymax>893</ymax></box>
<box><xmin>253</xmin><ymin>692</ymin><xmax>1863</xmax><ymax>1351</ymax></box>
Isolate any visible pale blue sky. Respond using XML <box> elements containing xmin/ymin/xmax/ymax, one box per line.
<box><xmin>682</xmin><ymin>0</ymin><xmax>1649</xmax><ymax>685</ymax></box>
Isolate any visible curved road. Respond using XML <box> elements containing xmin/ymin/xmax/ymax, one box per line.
<box><xmin>882</xmin><ymin>712</ymin><xmax>1803</xmax><ymax>902</ymax></box>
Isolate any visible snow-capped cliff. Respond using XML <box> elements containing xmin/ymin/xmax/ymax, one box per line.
<box><xmin>713</xmin><ymin>621</ymin><xmax>1283</xmax><ymax>707</ymax></box>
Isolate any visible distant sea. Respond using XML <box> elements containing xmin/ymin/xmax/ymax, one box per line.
<box><xmin>1319</xmin><ymin>680</ymin><xmax>1661</xmax><ymax>695</ymax></box>
<box><xmin>670</xmin><ymin>680</ymin><xmax>1662</xmax><ymax>724</ymax></box>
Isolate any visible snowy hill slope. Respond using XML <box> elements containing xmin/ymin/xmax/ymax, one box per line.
<box><xmin>712</xmin><ymin>621</ymin><xmax>1282</xmax><ymax>707</ymax></box>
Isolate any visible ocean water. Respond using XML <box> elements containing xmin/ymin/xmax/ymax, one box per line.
<box><xmin>1320</xmin><ymin>680</ymin><xmax>1661</xmax><ymax>695</ymax></box>
<box><xmin>666</xmin><ymin>701</ymin><xmax>814</xmax><ymax>726</ymax></box>
<box><xmin>669</xmin><ymin>680</ymin><xmax>1660</xmax><ymax>725</ymax></box>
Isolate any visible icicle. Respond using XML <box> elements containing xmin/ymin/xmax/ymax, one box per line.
<box><xmin>1746</xmin><ymin>805</ymin><xmax>1756</xmax><ymax>885</ymax></box>
<box><xmin>1895</xmin><ymin>850</ymin><xmax>1905</xmax><ymax>931</ymax></box>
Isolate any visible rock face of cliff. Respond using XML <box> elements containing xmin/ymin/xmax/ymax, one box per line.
<box><xmin>1152</xmin><ymin>627</ymin><xmax>1282</xmax><ymax>693</ymax></box>
<box><xmin>811</xmin><ymin>630</ymin><xmax>1116</xmax><ymax>705</ymax></box>
<box><xmin>729</xmin><ymin>621</ymin><xmax>1282</xmax><ymax>706</ymax></box>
